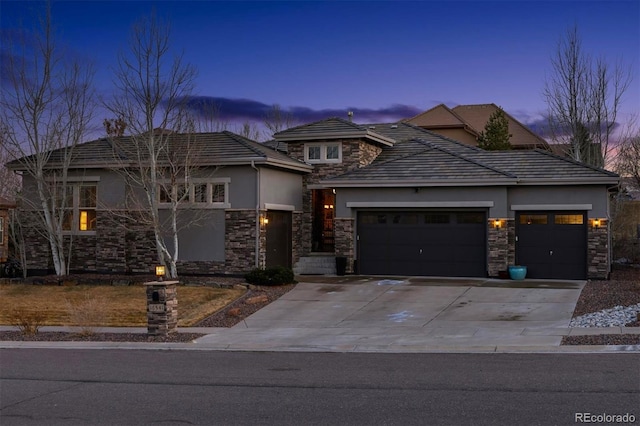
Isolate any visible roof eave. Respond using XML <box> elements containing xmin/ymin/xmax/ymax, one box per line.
<box><xmin>320</xmin><ymin>179</ymin><xmax>515</xmax><ymax>188</ymax></box>
<box><xmin>275</xmin><ymin>130</ymin><xmax>395</xmax><ymax>146</ymax></box>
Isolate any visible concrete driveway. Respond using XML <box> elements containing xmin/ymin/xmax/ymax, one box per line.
<box><xmin>195</xmin><ymin>276</ymin><xmax>586</xmax><ymax>352</ymax></box>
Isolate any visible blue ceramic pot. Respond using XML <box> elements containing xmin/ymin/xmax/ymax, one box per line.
<box><xmin>508</xmin><ymin>265</ymin><xmax>527</xmax><ymax>280</ymax></box>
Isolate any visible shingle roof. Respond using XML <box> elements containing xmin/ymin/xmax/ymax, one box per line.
<box><xmin>326</xmin><ymin>139</ymin><xmax>514</xmax><ymax>185</ymax></box>
<box><xmin>7</xmin><ymin>131</ymin><xmax>312</xmax><ymax>173</ymax></box>
<box><xmin>274</xmin><ymin>117</ymin><xmax>395</xmax><ymax>145</ymax></box>
<box><xmin>324</xmin><ymin>135</ymin><xmax>618</xmax><ymax>187</ymax></box>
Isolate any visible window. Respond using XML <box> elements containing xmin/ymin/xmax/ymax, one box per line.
<box><xmin>212</xmin><ymin>184</ymin><xmax>225</xmax><ymax>203</ymax></box>
<box><xmin>159</xmin><ymin>179</ymin><xmax>229</xmax><ymax>208</ymax></box>
<box><xmin>193</xmin><ymin>184</ymin><xmax>207</xmax><ymax>203</ymax></box>
<box><xmin>555</xmin><ymin>214</ymin><xmax>584</xmax><ymax>225</ymax></box>
<box><xmin>424</xmin><ymin>213</ymin><xmax>449</xmax><ymax>224</ymax></box>
<box><xmin>519</xmin><ymin>214</ymin><xmax>547</xmax><ymax>225</ymax></box>
<box><xmin>308</xmin><ymin>146</ymin><xmax>321</xmax><ymax>161</ymax></box>
<box><xmin>54</xmin><ymin>183</ymin><xmax>97</xmax><ymax>233</ymax></box>
<box><xmin>304</xmin><ymin>143</ymin><xmax>342</xmax><ymax>163</ymax></box>
<box><xmin>78</xmin><ymin>185</ymin><xmax>97</xmax><ymax>231</ymax></box>
<box><xmin>457</xmin><ymin>212</ymin><xmax>485</xmax><ymax>224</ymax></box>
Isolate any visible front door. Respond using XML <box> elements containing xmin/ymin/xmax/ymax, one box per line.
<box><xmin>312</xmin><ymin>189</ymin><xmax>335</xmax><ymax>252</ymax></box>
<box><xmin>266</xmin><ymin>211</ymin><xmax>292</xmax><ymax>268</ymax></box>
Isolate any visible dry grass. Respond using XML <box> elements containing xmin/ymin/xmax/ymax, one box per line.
<box><xmin>0</xmin><ymin>284</ymin><xmax>246</xmax><ymax>327</ymax></box>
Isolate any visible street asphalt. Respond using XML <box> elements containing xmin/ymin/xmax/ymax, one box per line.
<box><xmin>1</xmin><ymin>276</ymin><xmax>639</xmax><ymax>353</ymax></box>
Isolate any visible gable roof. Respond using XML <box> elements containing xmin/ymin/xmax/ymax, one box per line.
<box><xmin>451</xmin><ymin>104</ymin><xmax>549</xmax><ymax>150</ymax></box>
<box><xmin>405</xmin><ymin>103</ymin><xmax>549</xmax><ymax>150</ymax></box>
<box><xmin>404</xmin><ymin>104</ymin><xmax>479</xmax><ymax>135</ymax></box>
<box><xmin>273</xmin><ymin>117</ymin><xmax>395</xmax><ymax>146</ymax></box>
<box><xmin>7</xmin><ymin>131</ymin><xmax>312</xmax><ymax>173</ymax></box>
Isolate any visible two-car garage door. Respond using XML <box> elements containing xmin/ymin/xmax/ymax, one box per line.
<box><xmin>357</xmin><ymin>211</ymin><xmax>486</xmax><ymax>277</ymax></box>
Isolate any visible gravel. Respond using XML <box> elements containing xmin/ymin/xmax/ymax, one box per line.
<box><xmin>562</xmin><ymin>267</ymin><xmax>640</xmax><ymax>346</ymax></box>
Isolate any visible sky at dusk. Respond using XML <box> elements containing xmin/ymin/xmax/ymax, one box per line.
<box><xmin>1</xmin><ymin>0</ymin><xmax>639</xmax><ymax>138</ymax></box>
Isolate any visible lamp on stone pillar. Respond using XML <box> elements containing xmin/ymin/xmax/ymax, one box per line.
<box><xmin>155</xmin><ymin>265</ymin><xmax>166</xmax><ymax>281</ymax></box>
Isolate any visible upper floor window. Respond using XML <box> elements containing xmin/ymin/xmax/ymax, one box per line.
<box><xmin>304</xmin><ymin>142</ymin><xmax>342</xmax><ymax>164</ymax></box>
<box><xmin>159</xmin><ymin>179</ymin><xmax>230</xmax><ymax>208</ymax></box>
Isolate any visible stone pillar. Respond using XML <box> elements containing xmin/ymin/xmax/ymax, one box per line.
<box><xmin>144</xmin><ymin>281</ymin><xmax>178</xmax><ymax>336</ymax></box>
<box><xmin>588</xmin><ymin>224</ymin><xmax>609</xmax><ymax>279</ymax></box>
<box><xmin>334</xmin><ymin>217</ymin><xmax>355</xmax><ymax>273</ymax></box>
<box><xmin>487</xmin><ymin>219</ymin><xmax>509</xmax><ymax>277</ymax></box>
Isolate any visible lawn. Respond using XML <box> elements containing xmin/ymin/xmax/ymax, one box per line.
<box><xmin>0</xmin><ymin>284</ymin><xmax>246</xmax><ymax>327</ymax></box>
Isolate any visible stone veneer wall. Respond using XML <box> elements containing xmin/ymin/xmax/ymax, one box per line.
<box><xmin>288</xmin><ymin>138</ymin><xmax>383</xmax><ymax>257</ymax></box>
<box><xmin>334</xmin><ymin>218</ymin><xmax>354</xmax><ymax>273</ymax></box>
<box><xmin>487</xmin><ymin>219</ymin><xmax>508</xmax><ymax>277</ymax></box>
<box><xmin>588</xmin><ymin>225</ymin><xmax>609</xmax><ymax>279</ymax></box>
<box><xmin>225</xmin><ymin>209</ymin><xmax>259</xmax><ymax>273</ymax></box>
<box><xmin>292</xmin><ymin>211</ymin><xmax>303</xmax><ymax>266</ymax></box>
<box><xmin>18</xmin><ymin>208</ymin><xmax>258</xmax><ymax>276</ymax></box>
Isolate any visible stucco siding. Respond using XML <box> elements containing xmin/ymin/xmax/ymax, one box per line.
<box><xmin>259</xmin><ymin>168</ymin><xmax>303</xmax><ymax>210</ymax></box>
<box><xmin>507</xmin><ymin>185</ymin><xmax>609</xmax><ymax>217</ymax></box>
<box><xmin>159</xmin><ymin>209</ymin><xmax>225</xmax><ymax>262</ymax></box>
<box><xmin>336</xmin><ymin>187</ymin><xmax>507</xmax><ymax>218</ymax></box>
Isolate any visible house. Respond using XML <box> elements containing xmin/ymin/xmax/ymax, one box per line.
<box><xmin>273</xmin><ymin>118</ymin><xmax>617</xmax><ymax>280</ymax></box>
<box><xmin>8</xmin><ymin>118</ymin><xmax>618</xmax><ymax>280</ymax></box>
<box><xmin>7</xmin><ymin>132</ymin><xmax>312</xmax><ymax>275</ymax></box>
<box><xmin>0</xmin><ymin>196</ymin><xmax>15</xmax><ymax>263</ymax></box>
<box><xmin>405</xmin><ymin>103</ymin><xmax>550</xmax><ymax>150</ymax></box>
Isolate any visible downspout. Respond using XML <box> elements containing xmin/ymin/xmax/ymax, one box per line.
<box><xmin>251</xmin><ymin>161</ymin><xmax>260</xmax><ymax>268</ymax></box>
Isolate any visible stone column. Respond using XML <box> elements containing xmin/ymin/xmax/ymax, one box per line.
<box><xmin>588</xmin><ymin>225</ymin><xmax>609</xmax><ymax>279</ymax></box>
<box><xmin>487</xmin><ymin>219</ymin><xmax>509</xmax><ymax>277</ymax></box>
<box><xmin>334</xmin><ymin>217</ymin><xmax>355</xmax><ymax>273</ymax></box>
<box><xmin>144</xmin><ymin>281</ymin><xmax>178</xmax><ymax>336</ymax></box>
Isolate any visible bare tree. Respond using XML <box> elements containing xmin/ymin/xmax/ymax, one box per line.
<box><xmin>193</xmin><ymin>100</ymin><xmax>229</xmax><ymax>133</ymax></box>
<box><xmin>237</xmin><ymin>121</ymin><xmax>262</xmax><ymax>141</ymax></box>
<box><xmin>0</xmin><ymin>5</ymin><xmax>95</xmax><ymax>275</ymax></box>
<box><xmin>104</xmin><ymin>12</ymin><xmax>199</xmax><ymax>278</ymax></box>
<box><xmin>0</xmin><ymin>123</ymin><xmax>22</xmax><ymax>200</ymax></box>
<box><xmin>617</xmin><ymin>129</ymin><xmax>640</xmax><ymax>191</ymax></box>
<box><xmin>543</xmin><ymin>26</ymin><xmax>632</xmax><ymax>168</ymax></box>
<box><xmin>263</xmin><ymin>104</ymin><xmax>296</xmax><ymax>140</ymax></box>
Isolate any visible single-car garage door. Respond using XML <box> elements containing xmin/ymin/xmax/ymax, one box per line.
<box><xmin>516</xmin><ymin>212</ymin><xmax>587</xmax><ymax>280</ymax></box>
<box><xmin>358</xmin><ymin>211</ymin><xmax>487</xmax><ymax>277</ymax></box>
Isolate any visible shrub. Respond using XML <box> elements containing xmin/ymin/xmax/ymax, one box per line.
<box><xmin>65</xmin><ymin>294</ymin><xmax>108</xmax><ymax>335</ymax></box>
<box><xmin>9</xmin><ymin>308</ymin><xmax>46</xmax><ymax>335</ymax></box>
<box><xmin>245</xmin><ymin>266</ymin><xmax>295</xmax><ymax>286</ymax></box>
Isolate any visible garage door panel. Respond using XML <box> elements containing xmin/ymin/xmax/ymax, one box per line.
<box><xmin>358</xmin><ymin>211</ymin><xmax>486</xmax><ymax>277</ymax></box>
<box><xmin>516</xmin><ymin>212</ymin><xmax>586</xmax><ymax>280</ymax></box>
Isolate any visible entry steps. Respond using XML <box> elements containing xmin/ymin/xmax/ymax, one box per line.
<box><xmin>293</xmin><ymin>255</ymin><xmax>336</xmax><ymax>275</ymax></box>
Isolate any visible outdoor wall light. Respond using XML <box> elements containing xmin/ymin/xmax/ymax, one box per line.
<box><xmin>493</xmin><ymin>219</ymin><xmax>502</xmax><ymax>229</ymax></box>
<box><xmin>155</xmin><ymin>265</ymin><xmax>166</xmax><ymax>281</ymax></box>
<box><xmin>592</xmin><ymin>219</ymin><xmax>601</xmax><ymax>229</ymax></box>
<box><xmin>260</xmin><ymin>216</ymin><xmax>269</xmax><ymax>226</ymax></box>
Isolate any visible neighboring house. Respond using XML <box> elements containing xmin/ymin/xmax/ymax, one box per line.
<box><xmin>274</xmin><ymin>118</ymin><xmax>617</xmax><ymax>280</ymax></box>
<box><xmin>8</xmin><ymin>118</ymin><xmax>618</xmax><ymax>280</ymax></box>
<box><xmin>7</xmin><ymin>132</ymin><xmax>312</xmax><ymax>275</ymax></box>
<box><xmin>405</xmin><ymin>103</ymin><xmax>550</xmax><ymax>150</ymax></box>
<box><xmin>0</xmin><ymin>196</ymin><xmax>15</xmax><ymax>263</ymax></box>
